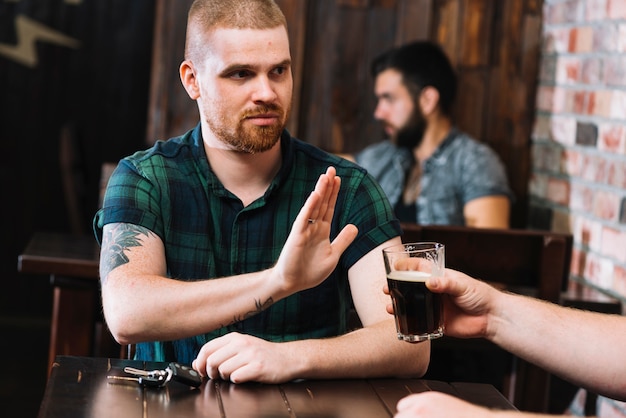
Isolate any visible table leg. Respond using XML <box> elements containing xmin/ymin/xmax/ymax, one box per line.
<box><xmin>48</xmin><ymin>285</ymin><xmax>96</xmax><ymax>375</ymax></box>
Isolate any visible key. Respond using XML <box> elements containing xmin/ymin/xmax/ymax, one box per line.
<box><xmin>107</xmin><ymin>373</ymin><xmax>166</xmax><ymax>388</ymax></box>
<box><xmin>107</xmin><ymin>372</ymin><xmax>167</xmax><ymax>388</ymax></box>
<box><xmin>107</xmin><ymin>374</ymin><xmax>142</xmax><ymax>386</ymax></box>
<box><xmin>108</xmin><ymin>367</ymin><xmax>169</xmax><ymax>388</ymax></box>
<box><xmin>109</xmin><ymin>363</ymin><xmax>201</xmax><ymax>388</ymax></box>
<box><xmin>139</xmin><ymin>374</ymin><xmax>168</xmax><ymax>387</ymax></box>
<box><xmin>167</xmin><ymin>362</ymin><xmax>202</xmax><ymax>387</ymax></box>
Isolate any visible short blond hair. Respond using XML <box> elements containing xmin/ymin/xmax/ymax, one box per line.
<box><xmin>185</xmin><ymin>0</ymin><xmax>287</xmax><ymax>62</ymax></box>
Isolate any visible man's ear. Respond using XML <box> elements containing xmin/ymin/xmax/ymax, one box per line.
<box><xmin>419</xmin><ymin>86</ymin><xmax>440</xmax><ymax>116</ymax></box>
<box><xmin>180</xmin><ymin>60</ymin><xmax>200</xmax><ymax>100</ymax></box>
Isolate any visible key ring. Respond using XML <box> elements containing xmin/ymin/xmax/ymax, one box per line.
<box><xmin>109</xmin><ymin>363</ymin><xmax>202</xmax><ymax>388</ymax></box>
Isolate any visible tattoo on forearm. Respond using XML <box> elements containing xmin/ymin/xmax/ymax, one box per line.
<box><xmin>230</xmin><ymin>297</ymin><xmax>274</xmax><ymax>324</ymax></box>
<box><xmin>100</xmin><ymin>224</ymin><xmax>152</xmax><ymax>284</ymax></box>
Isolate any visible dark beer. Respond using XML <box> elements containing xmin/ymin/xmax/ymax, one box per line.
<box><xmin>387</xmin><ymin>270</ymin><xmax>443</xmax><ymax>342</ymax></box>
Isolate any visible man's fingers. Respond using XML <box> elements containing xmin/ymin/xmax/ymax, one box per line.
<box><xmin>299</xmin><ymin>167</ymin><xmax>341</xmax><ymax>229</ymax></box>
<box><xmin>322</xmin><ymin>175</ymin><xmax>340</xmax><ymax>223</ymax></box>
<box><xmin>314</xmin><ymin>167</ymin><xmax>337</xmax><ymax>223</ymax></box>
<box><xmin>330</xmin><ymin>224</ymin><xmax>358</xmax><ymax>254</ymax></box>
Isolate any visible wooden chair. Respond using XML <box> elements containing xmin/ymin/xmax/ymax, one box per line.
<box><xmin>399</xmin><ymin>222</ymin><xmax>573</xmax><ymax>413</ymax></box>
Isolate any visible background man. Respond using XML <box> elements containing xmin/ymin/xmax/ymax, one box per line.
<box><xmin>348</xmin><ymin>41</ymin><xmax>513</xmax><ymax>228</ymax></box>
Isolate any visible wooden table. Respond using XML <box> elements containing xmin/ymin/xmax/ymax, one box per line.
<box><xmin>38</xmin><ymin>356</ymin><xmax>517</xmax><ymax>417</ymax></box>
<box><xmin>17</xmin><ymin>232</ymin><xmax>120</xmax><ymax>374</ymax></box>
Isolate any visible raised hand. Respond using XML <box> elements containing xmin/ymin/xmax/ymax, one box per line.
<box><xmin>273</xmin><ymin>166</ymin><xmax>358</xmax><ymax>294</ymax></box>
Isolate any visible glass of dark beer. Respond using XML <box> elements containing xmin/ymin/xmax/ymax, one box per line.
<box><xmin>383</xmin><ymin>242</ymin><xmax>444</xmax><ymax>342</ymax></box>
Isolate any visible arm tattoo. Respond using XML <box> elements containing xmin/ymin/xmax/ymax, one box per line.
<box><xmin>245</xmin><ymin>297</ymin><xmax>274</xmax><ymax>320</ymax></box>
<box><xmin>100</xmin><ymin>224</ymin><xmax>153</xmax><ymax>284</ymax></box>
<box><xmin>229</xmin><ymin>297</ymin><xmax>274</xmax><ymax>325</ymax></box>
<box><xmin>101</xmin><ymin>224</ymin><xmax>272</xmax><ymax>328</ymax></box>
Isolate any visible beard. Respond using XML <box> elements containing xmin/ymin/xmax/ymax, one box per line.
<box><xmin>395</xmin><ymin>106</ymin><xmax>426</xmax><ymax>151</ymax></box>
<box><xmin>206</xmin><ymin>103</ymin><xmax>290</xmax><ymax>154</ymax></box>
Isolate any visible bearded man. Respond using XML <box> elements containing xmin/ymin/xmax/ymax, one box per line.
<box><xmin>94</xmin><ymin>0</ymin><xmax>428</xmax><ymax>383</ymax></box>
<box><xmin>352</xmin><ymin>41</ymin><xmax>513</xmax><ymax>228</ymax></box>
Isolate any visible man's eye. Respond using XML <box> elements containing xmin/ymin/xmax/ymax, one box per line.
<box><xmin>230</xmin><ymin>70</ymin><xmax>251</xmax><ymax>79</ymax></box>
<box><xmin>272</xmin><ymin>66</ymin><xmax>287</xmax><ymax>76</ymax></box>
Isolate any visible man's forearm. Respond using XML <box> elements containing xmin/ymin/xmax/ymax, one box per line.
<box><xmin>491</xmin><ymin>292</ymin><xmax>626</xmax><ymax>401</ymax></box>
<box><xmin>287</xmin><ymin>319</ymin><xmax>430</xmax><ymax>380</ymax></box>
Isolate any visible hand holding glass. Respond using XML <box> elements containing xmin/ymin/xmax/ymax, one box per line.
<box><xmin>383</xmin><ymin>242</ymin><xmax>445</xmax><ymax>342</ymax></box>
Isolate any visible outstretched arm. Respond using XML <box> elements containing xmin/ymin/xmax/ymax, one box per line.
<box><xmin>423</xmin><ymin>269</ymin><xmax>626</xmax><ymax>401</ymax></box>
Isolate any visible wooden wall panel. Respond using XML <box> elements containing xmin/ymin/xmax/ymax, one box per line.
<box><xmin>394</xmin><ymin>0</ymin><xmax>433</xmax><ymax>44</ymax></box>
<box><xmin>459</xmin><ymin>0</ymin><xmax>494</xmax><ymax>67</ymax></box>
<box><xmin>297</xmin><ymin>1</ymin><xmax>341</xmax><ymax>151</ymax></box>
<box><xmin>275</xmin><ymin>0</ymin><xmax>308</xmax><ymax>136</ymax></box>
<box><xmin>298</xmin><ymin>0</ymin><xmax>400</xmax><ymax>153</ymax></box>
<box><xmin>434</xmin><ymin>0</ymin><xmax>461</xmax><ymax>64</ymax></box>
<box><xmin>455</xmin><ymin>70</ymin><xmax>488</xmax><ymax>141</ymax></box>
<box><xmin>146</xmin><ymin>0</ymin><xmax>195</xmax><ymax>144</ymax></box>
<box><xmin>482</xmin><ymin>0</ymin><xmax>542</xmax><ymax>227</ymax></box>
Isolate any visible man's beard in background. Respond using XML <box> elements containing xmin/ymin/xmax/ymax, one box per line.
<box><xmin>396</xmin><ymin>106</ymin><xmax>426</xmax><ymax>151</ymax></box>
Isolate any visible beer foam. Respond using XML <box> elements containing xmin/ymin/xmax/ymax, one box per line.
<box><xmin>387</xmin><ymin>270</ymin><xmax>431</xmax><ymax>282</ymax></box>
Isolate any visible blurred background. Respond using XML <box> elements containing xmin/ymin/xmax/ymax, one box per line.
<box><xmin>1</xmin><ymin>0</ymin><xmax>625</xmax><ymax>417</ymax></box>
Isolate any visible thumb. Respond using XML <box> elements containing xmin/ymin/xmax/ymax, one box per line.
<box><xmin>330</xmin><ymin>224</ymin><xmax>358</xmax><ymax>254</ymax></box>
<box><xmin>426</xmin><ymin>276</ymin><xmax>442</xmax><ymax>292</ymax></box>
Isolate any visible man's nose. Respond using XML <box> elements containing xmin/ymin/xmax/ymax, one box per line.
<box><xmin>373</xmin><ymin>101</ymin><xmax>387</xmax><ymax>121</ymax></box>
<box><xmin>251</xmin><ymin>76</ymin><xmax>278</xmax><ymax>103</ymax></box>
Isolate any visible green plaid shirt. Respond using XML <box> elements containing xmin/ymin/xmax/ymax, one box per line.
<box><xmin>94</xmin><ymin>123</ymin><xmax>400</xmax><ymax>364</ymax></box>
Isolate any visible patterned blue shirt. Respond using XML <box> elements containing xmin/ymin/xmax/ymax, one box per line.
<box><xmin>354</xmin><ymin>128</ymin><xmax>514</xmax><ymax>226</ymax></box>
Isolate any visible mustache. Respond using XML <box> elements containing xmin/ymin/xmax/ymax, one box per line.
<box><xmin>241</xmin><ymin>104</ymin><xmax>283</xmax><ymax>119</ymax></box>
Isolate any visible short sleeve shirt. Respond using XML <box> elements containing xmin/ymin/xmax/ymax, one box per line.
<box><xmin>354</xmin><ymin>128</ymin><xmax>514</xmax><ymax>226</ymax></box>
<box><xmin>93</xmin><ymin>123</ymin><xmax>400</xmax><ymax>364</ymax></box>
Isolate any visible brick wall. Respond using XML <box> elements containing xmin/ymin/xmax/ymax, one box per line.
<box><xmin>531</xmin><ymin>0</ymin><xmax>626</xmax><ymax>415</ymax></box>
<box><xmin>532</xmin><ymin>0</ymin><xmax>626</xmax><ymax>299</ymax></box>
